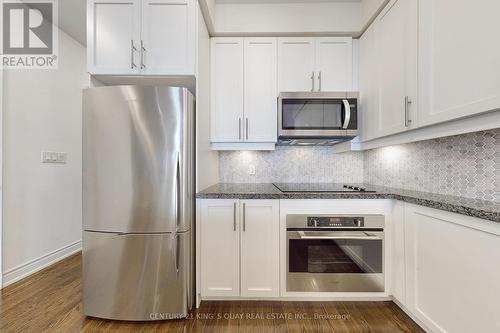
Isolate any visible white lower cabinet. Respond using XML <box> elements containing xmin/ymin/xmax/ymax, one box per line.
<box><xmin>390</xmin><ymin>200</ymin><xmax>406</xmax><ymax>305</ymax></box>
<box><xmin>200</xmin><ymin>199</ymin><xmax>279</xmax><ymax>298</ymax></box>
<box><xmin>402</xmin><ymin>203</ymin><xmax>500</xmax><ymax>333</ymax></box>
<box><xmin>240</xmin><ymin>200</ymin><xmax>280</xmax><ymax>297</ymax></box>
<box><xmin>200</xmin><ymin>199</ymin><xmax>240</xmax><ymax>297</ymax></box>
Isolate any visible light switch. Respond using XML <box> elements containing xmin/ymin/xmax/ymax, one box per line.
<box><xmin>41</xmin><ymin>151</ymin><xmax>67</xmax><ymax>163</ymax></box>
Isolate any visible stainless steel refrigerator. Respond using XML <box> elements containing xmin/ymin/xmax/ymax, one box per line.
<box><xmin>82</xmin><ymin>86</ymin><xmax>195</xmax><ymax>321</ymax></box>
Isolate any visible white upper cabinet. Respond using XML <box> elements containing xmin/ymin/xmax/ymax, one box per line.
<box><xmin>358</xmin><ymin>0</ymin><xmax>418</xmax><ymax>142</ymax></box>
<box><xmin>140</xmin><ymin>0</ymin><xmax>194</xmax><ymax>75</ymax></box>
<box><xmin>211</xmin><ymin>37</ymin><xmax>277</xmax><ymax>147</ymax></box>
<box><xmin>418</xmin><ymin>0</ymin><xmax>500</xmax><ymax>126</ymax></box>
<box><xmin>87</xmin><ymin>0</ymin><xmax>141</xmax><ymax>75</ymax></box>
<box><xmin>277</xmin><ymin>38</ymin><xmax>316</xmax><ymax>92</ymax></box>
<box><xmin>244</xmin><ymin>39</ymin><xmax>278</xmax><ymax>143</ymax></box>
<box><xmin>375</xmin><ymin>0</ymin><xmax>418</xmax><ymax>137</ymax></box>
<box><xmin>316</xmin><ymin>38</ymin><xmax>353</xmax><ymax>92</ymax></box>
<box><xmin>210</xmin><ymin>38</ymin><xmax>244</xmax><ymax>143</ymax></box>
<box><xmin>278</xmin><ymin>37</ymin><xmax>353</xmax><ymax>92</ymax></box>
<box><xmin>87</xmin><ymin>0</ymin><xmax>195</xmax><ymax>75</ymax></box>
<box><xmin>359</xmin><ymin>23</ymin><xmax>379</xmax><ymax>142</ymax></box>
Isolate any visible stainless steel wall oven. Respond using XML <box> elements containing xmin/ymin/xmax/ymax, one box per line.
<box><xmin>286</xmin><ymin>214</ymin><xmax>385</xmax><ymax>293</ymax></box>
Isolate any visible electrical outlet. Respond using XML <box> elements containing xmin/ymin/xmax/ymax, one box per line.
<box><xmin>41</xmin><ymin>151</ymin><xmax>67</xmax><ymax>163</ymax></box>
<box><xmin>248</xmin><ymin>165</ymin><xmax>256</xmax><ymax>175</ymax></box>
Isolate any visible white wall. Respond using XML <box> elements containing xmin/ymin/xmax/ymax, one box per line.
<box><xmin>215</xmin><ymin>2</ymin><xmax>361</xmax><ymax>35</ymax></box>
<box><xmin>196</xmin><ymin>5</ymin><xmax>219</xmax><ymax>191</ymax></box>
<box><xmin>2</xmin><ymin>29</ymin><xmax>87</xmax><ymax>286</ymax></box>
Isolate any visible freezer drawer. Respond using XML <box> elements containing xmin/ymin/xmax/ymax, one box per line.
<box><xmin>83</xmin><ymin>231</ymin><xmax>193</xmax><ymax>321</ymax></box>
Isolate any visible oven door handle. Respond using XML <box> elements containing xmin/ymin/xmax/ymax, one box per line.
<box><xmin>298</xmin><ymin>231</ymin><xmax>382</xmax><ymax>240</ymax></box>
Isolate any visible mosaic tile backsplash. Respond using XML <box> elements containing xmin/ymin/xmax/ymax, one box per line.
<box><xmin>218</xmin><ymin>129</ymin><xmax>500</xmax><ymax>202</ymax></box>
<box><xmin>363</xmin><ymin>129</ymin><xmax>500</xmax><ymax>202</ymax></box>
<box><xmin>219</xmin><ymin>146</ymin><xmax>365</xmax><ymax>183</ymax></box>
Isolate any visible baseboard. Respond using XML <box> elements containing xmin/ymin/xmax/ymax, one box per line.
<box><xmin>2</xmin><ymin>240</ymin><xmax>82</xmax><ymax>288</ymax></box>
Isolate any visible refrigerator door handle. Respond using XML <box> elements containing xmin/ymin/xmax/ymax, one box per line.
<box><xmin>174</xmin><ymin>234</ymin><xmax>180</xmax><ymax>277</ymax></box>
<box><xmin>175</xmin><ymin>152</ymin><xmax>181</xmax><ymax>231</ymax></box>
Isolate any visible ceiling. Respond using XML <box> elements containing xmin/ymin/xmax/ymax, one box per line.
<box><xmin>216</xmin><ymin>0</ymin><xmax>361</xmax><ymax>3</ymax></box>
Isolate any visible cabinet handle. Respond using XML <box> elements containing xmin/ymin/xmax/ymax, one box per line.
<box><xmin>242</xmin><ymin>203</ymin><xmax>246</xmax><ymax>232</ymax></box>
<box><xmin>245</xmin><ymin>118</ymin><xmax>249</xmax><ymax>140</ymax></box>
<box><xmin>318</xmin><ymin>71</ymin><xmax>322</xmax><ymax>92</ymax></box>
<box><xmin>238</xmin><ymin>118</ymin><xmax>242</xmax><ymax>140</ymax></box>
<box><xmin>233</xmin><ymin>202</ymin><xmax>237</xmax><ymax>231</ymax></box>
<box><xmin>310</xmin><ymin>71</ymin><xmax>315</xmax><ymax>92</ymax></box>
<box><xmin>140</xmin><ymin>40</ymin><xmax>146</xmax><ymax>69</ymax></box>
<box><xmin>131</xmin><ymin>40</ymin><xmax>137</xmax><ymax>69</ymax></box>
<box><xmin>404</xmin><ymin>96</ymin><xmax>412</xmax><ymax>127</ymax></box>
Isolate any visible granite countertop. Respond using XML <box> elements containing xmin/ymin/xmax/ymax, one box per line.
<box><xmin>197</xmin><ymin>183</ymin><xmax>500</xmax><ymax>223</ymax></box>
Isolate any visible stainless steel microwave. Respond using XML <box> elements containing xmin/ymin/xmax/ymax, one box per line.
<box><xmin>278</xmin><ymin>92</ymin><xmax>359</xmax><ymax>145</ymax></box>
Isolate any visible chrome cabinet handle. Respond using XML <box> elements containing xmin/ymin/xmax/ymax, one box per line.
<box><xmin>238</xmin><ymin>118</ymin><xmax>242</xmax><ymax>140</ymax></box>
<box><xmin>131</xmin><ymin>40</ymin><xmax>137</xmax><ymax>69</ymax></box>
<box><xmin>175</xmin><ymin>152</ymin><xmax>181</xmax><ymax>230</ymax></box>
<box><xmin>140</xmin><ymin>40</ymin><xmax>146</xmax><ymax>69</ymax></box>
<box><xmin>245</xmin><ymin>118</ymin><xmax>249</xmax><ymax>140</ymax></box>
<box><xmin>318</xmin><ymin>71</ymin><xmax>322</xmax><ymax>92</ymax></box>
<box><xmin>342</xmin><ymin>99</ymin><xmax>351</xmax><ymax>129</ymax></box>
<box><xmin>233</xmin><ymin>202</ymin><xmax>237</xmax><ymax>231</ymax></box>
<box><xmin>404</xmin><ymin>96</ymin><xmax>412</xmax><ymax>127</ymax></box>
<box><xmin>242</xmin><ymin>203</ymin><xmax>246</xmax><ymax>232</ymax></box>
<box><xmin>310</xmin><ymin>71</ymin><xmax>315</xmax><ymax>92</ymax></box>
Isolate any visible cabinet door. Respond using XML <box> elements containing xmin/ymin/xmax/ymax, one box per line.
<box><xmin>244</xmin><ymin>38</ymin><xmax>278</xmax><ymax>143</ymax></box>
<box><xmin>141</xmin><ymin>0</ymin><xmax>195</xmax><ymax>75</ymax></box>
<box><xmin>358</xmin><ymin>23</ymin><xmax>379</xmax><ymax>142</ymax></box>
<box><xmin>375</xmin><ymin>0</ymin><xmax>418</xmax><ymax>137</ymax></box>
<box><xmin>418</xmin><ymin>0</ymin><xmax>500</xmax><ymax>127</ymax></box>
<box><xmin>277</xmin><ymin>38</ymin><xmax>315</xmax><ymax>92</ymax></box>
<box><xmin>315</xmin><ymin>38</ymin><xmax>353</xmax><ymax>91</ymax></box>
<box><xmin>210</xmin><ymin>38</ymin><xmax>244</xmax><ymax>143</ymax></box>
<box><xmin>87</xmin><ymin>0</ymin><xmax>141</xmax><ymax>74</ymax></box>
<box><xmin>240</xmin><ymin>200</ymin><xmax>279</xmax><ymax>297</ymax></box>
<box><xmin>200</xmin><ymin>200</ymin><xmax>240</xmax><ymax>297</ymax></box>
<box><xmin>405</xmin><ymin>204</ymin><xmax>500</xmax><ymax>333</ymax></box>
<box><xmin>390</xmin><ymin>201</ymin><xmax>406</xmax><ymax>304</ymax></box>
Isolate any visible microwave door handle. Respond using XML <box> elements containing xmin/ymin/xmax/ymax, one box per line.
<box><xmin>298</xmin><ymin>231</ymin><xmax>382</xmax><ymax>240</ymax></box>
<box><xmin>342</xmin><ymin>99</ymin><xmax>351</xmax><ymax>129</ymax></box>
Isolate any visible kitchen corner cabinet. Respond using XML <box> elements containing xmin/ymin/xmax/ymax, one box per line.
<box><xmin>403</xmin><ymin>204</ymin><xmax>500</xmax><ymax>333</ymax></box>
<box><xmin>87</xmin><ymin>0</ymin><xmax>195</xmax><ymax>76</ymax></box>
<box><xmin>359</xmin><ymin>0</ymin><xmax>417</xmax><ymax>141</ymax></box>
<box><xmin>417</xmin><ymin>0</ymin><xmax>500</xmax><ymax>127</ymax></box>
<box><xmin>210</xmin><ymin>38</ymin><xmax>277</xmax><ymax>146</ymax></box>
<box><xmin>375</xmin><ymin>0</ymin><xmax>417</xmax><ymax>137</ymax></box>
<box><xmin>200</xmin><ymin>199</ymin><xmax>279</xmax><ymax>298</ymax></box>
<box><xmin>278</xmin><ymin>37</ymin><xmax>353</xmax><ymax>92</ymax></box>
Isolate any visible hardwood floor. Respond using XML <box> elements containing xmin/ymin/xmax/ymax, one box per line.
<box><xmin>0</xmin><ymin>253</ymin><xmax>424</xmax><ymax>333</ymax></box>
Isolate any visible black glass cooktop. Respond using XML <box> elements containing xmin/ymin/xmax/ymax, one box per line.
<box><xmin>273</xmin><ymin>183</ymin><xmax>376</xmax><ymax>193</ymax></box>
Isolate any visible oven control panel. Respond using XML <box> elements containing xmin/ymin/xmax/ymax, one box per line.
<box><xmin>307</xmin><ymin>216</ymin><xmax>364</xmax><ymax>228</ymax></box>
